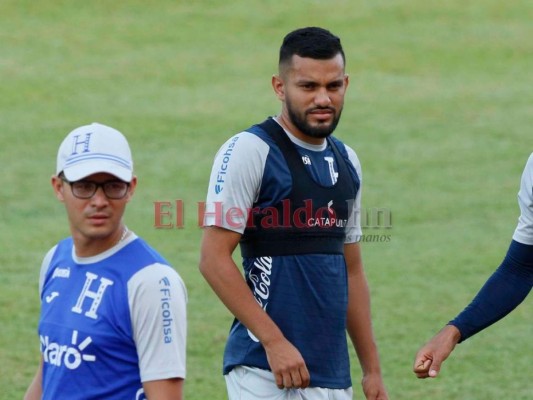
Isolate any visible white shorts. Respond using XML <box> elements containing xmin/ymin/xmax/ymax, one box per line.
<box><xmin>225</xmin><ymin>366</ymin><xmax>353</xmax><ymax>400</ymax></box>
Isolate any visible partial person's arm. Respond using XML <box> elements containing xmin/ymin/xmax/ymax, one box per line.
<box><xmin>199</xmin><ymin>226</ymin><xmax>310</xmax><ymax>389</ymax></box>
<box><xmin>25</xmin><ymin>248</ymin><xmax>56</xmax><ymax>400</ymax></box>
<box><xmin>23</xmin><ymin>358</ymin><xmax>43</xmax><ymax>400</ymax></box>
<box><xmin>450</xmin><ymin>240</ymin><xmax>533</xmax><ymax>339</ymax></box>
<box><xmin>414</xmin><ymin>240</ymin><xmax>533</xmax><ymax>378</ymax></box>
<box><xmin>143</xmin><ymin>378</ymin><xmax>184</xmax><ymax>400</ymax></box>
<box><xmin>344</xmin><ymin>243</ymin><xmax>388</xmax><ymax>400</ymax></box>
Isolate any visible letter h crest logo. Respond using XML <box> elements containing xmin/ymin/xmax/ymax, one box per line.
<box><xmin>71</xmin><ymin>133</ymin><xmax>93</xmax><ymax>155</ymax></box>
<box><xmin>71</xmin><ymin>272</ymin><xmax>114</xmax><ymax>319</ymax></box>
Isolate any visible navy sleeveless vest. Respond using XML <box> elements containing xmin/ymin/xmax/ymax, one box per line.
<box><xmin>240</xmin><ymin>118</ymin><xmax>359</xmax><ymax>257</ymax></box>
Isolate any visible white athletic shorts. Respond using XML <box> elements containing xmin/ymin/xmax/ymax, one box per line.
<box><xmin>225</xmin><ymin>366</ymin><xmax>353</xmax><ymax>400</ymax></box>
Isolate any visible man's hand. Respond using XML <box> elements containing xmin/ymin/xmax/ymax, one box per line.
<box><xmin>413</xmin><ymin>325</ymin><xmax>461</xmax><ymax>378</ymax></box>
<box><xmin>263</xmin><ymin>336</ymin><xmax>310</xmax><ymax>389</ymax></box>
<box><xmin>362</xmin><ymin>372</ymin><xmax>389</xmax><ymax>399</ymax></box>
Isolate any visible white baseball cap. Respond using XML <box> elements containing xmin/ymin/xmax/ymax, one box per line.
<box><xmin>56</xmin><ymin>122</ymin><xmax>133</xmax><ymax>182</ymax></box>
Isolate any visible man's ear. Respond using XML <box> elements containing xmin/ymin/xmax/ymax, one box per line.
<box><xmin>51</xmin><ymin>175</ymin><xmax>65</xmax><ymax>202</ymax></box>
<box><xmin>125</xmin><ymin>176</ymin><xmax>137</xmax><ymax>202</ymax></box>
<box><xmin>272</xmin><ymin>74</ymin><xmax>285</xmax><ymax>101</ymax></box>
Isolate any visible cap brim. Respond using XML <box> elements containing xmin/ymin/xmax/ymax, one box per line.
<box><xmin>62</xmin><ymin>161</ymin><xmax>133</xmax><ymax>182</ymax></box>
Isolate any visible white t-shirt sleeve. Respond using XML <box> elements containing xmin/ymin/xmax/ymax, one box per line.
<box><xmin>128</xmin><ymin>263</ymin><xmax>187</xmax><ymax>382</ymax></box>
<box><xmin>203</xmin><ymin>132</ymin><xmax>269</xmax><ymax>233</ymax></box>
<box><xmin>344</xmin><ymin>144</ymin><xmax>363</xmax><ymax>243</ymax></box>
<box><xmin>39</xmin><ymin>246</ymin><xmax>58</xmax><ymax>296</ymax></box>
<box><xmin>512</xmin><ymin>153</ymin><xmax>533</xmax><ymax>245</ymax></box>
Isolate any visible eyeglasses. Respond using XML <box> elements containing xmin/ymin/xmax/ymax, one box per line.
<box><xmin>61</xmin><ymin>177</ymin><xmax>130</xmax><ymax>199</ymax></box>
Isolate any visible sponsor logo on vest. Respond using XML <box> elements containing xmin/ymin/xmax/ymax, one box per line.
<box><xmin>249</xmin><ymin>199</ymin><xmax>349</xmax><ymax>229</ymax></box>
<box><xmin>215</xmin><ymin>136</ymin><xmax>239</xmax><ymax>194</ymax></box>
<box><xmin>247</xmin><ymin>256</ymin><xmax>273</xmax><ymax>342</ymax></box>
<box><xmin>306</xmin><ymin>199</ymin><xmax>348</xmax><ymax>228</ymax></box>
<box><xmin>306</xmin><ymin>217</ymin><xmax>347</xmax><ymax>227</ymax></box>
<box><xmin>41</xmin><ymin>330</ymin><xmax>96</xmax><ymax>370</ymax></box>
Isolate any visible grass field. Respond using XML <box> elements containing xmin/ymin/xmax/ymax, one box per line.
<box><xmin>1</xmin><ymin>1</ymin><xmax>531</xmax><ymax>399</ymax></box>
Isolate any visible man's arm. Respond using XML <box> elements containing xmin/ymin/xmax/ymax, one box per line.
<box><xmin>413</xmin><ymin>240</ymin><xmax>533</xmax><ymax>378</ymax></box>
<box><xmin>143</xmin><ymin>378</ymin><xmax>184</xmax><ymax>400</ymax></box>
<box><xmin>450</xmin><ymin>240</ymin><xmax>533</xmax><ymax>340</ymax></box>
<box><xmin>23</xmin><ymin>358</ymin><xmax>43</xmax><ymax>400</ymax></box>
<box><xmin>344</xmin><ymin>242</ymin><xmax>388</xmax><ymax>400</ymax></box>
<box><xmin>199</xmin><ymin>226</ymin><xmax>310</xmax><ymax>389</ymax></box>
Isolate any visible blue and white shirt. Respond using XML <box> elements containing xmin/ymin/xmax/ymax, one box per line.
<box><xmin>204</xmin><ymin>119</ymin><xmax>362</xmax><ymax>389</ymax></box>
<box><xmin>37</xmin><ymin>233</ymin><xmax>187</xmax><ymax>400</ymax></box>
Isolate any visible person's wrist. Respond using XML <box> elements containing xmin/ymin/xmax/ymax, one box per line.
<box><xmin>443</xmin><ymin>324</ymin><xmax>462</xmax><ymax>344</ymax></box>
<box><xmin>259</xmin><ymin>326</ymin><xmax>286</xmax><ymax>349</ymax></box>
<box><xmin>362</xmin><ymin>371</ymin><xmax>383</xmax><ymax>382</ymax></box>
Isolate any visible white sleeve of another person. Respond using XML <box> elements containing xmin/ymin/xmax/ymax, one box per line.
<box><xmin>512</xmin><ymin>152</ymin><xmax>533</xmax><ymax>245</ymax></box>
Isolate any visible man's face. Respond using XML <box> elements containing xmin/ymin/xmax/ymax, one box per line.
<box><xmin>52</xmin><ymin>172</ymin><xmax>136</xmax><ymax>254</ymax></box>
<box><xmin>273</xmin><ymin>53</ymin><xmax>349</xmax><ymax>143</ymax></box>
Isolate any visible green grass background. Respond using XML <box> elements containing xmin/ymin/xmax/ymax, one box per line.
<box><xmin>1</xmin><ymin>1</ymin><xmax>531</xmax><ymax>399</ymax></box>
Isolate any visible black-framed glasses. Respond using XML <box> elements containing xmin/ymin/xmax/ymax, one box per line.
<box><xmin>61</xmin><ymin>177</ymin><xmax>130</xmax><ymax>199</ymax></box>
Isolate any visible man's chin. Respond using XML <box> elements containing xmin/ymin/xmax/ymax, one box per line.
<box><xmin>302</xmin><ymin>124</ymin><xmax>334</xmax><ymax>139</ymax></box>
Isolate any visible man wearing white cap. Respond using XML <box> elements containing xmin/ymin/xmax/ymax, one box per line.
<box><xmin>24</xmin><ymin>123</ymin><xmax>187</xmax><ymax>400</ymax></box>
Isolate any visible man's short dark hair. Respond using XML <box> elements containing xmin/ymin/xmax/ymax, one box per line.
<box><xmin>279</xmin><ymin>27</ymin><xmax>345</xmax><ymax>67</ymax></box>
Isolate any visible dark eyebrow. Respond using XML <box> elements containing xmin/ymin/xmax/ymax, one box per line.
<box><xmin>295</xmin><ymin>79</ymin><xmax>317</xmax><ymax>85</ymax></box>
<box><xmin>329</xmin><ymin>78</ymin><xmax>345</xmax><ymax>85</ymax></box>
<box><xmin>296</xmin><ymin>77</ymin><xmax>344</xmax><ymax>86</ymax></box>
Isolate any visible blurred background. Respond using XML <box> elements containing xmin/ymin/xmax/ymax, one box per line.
<box><xmin>1</xmin><ymin>1</ymin><xmax>531</xmax><ymax>398</ymax></box>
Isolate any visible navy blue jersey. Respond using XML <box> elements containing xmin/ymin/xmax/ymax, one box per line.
<box><xmin>204</xmin><ymin>119</ymin><xmax>362</xmax><ymax>389</ymax></box>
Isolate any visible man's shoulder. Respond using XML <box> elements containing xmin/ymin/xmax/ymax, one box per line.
<box><xmin>212</xmin><ymin>128</ymin><xmax>273</xmax><ymax>174</ymax></box>
<box><xmin>329</xmin><ymin>136</ymin><xmax>361</xmax><ymax>171</ymax></box>
<box><xmin>241</xmin><ymin>121</ymin><xmax>278</xmax><ymax>147</ymax></box>
<box><xmin>525</xmin><ymin>152</ymin><xmax>533</xmax><ymax>170</ymax></box>
<box><xmin>125</xmin><ymin>237</ymin><xmax>171</xmax><ymax>266</ymax></box>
